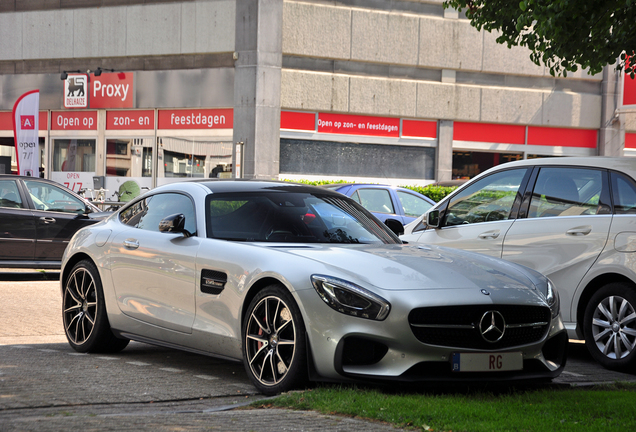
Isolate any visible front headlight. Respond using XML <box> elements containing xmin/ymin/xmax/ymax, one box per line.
<box><xmin>545</xmin><ymin>279</ymin><xmax>560</xmax><ymax>319</ymax></box>
<box><xmin>311</xmin><ymin>275</ymin><xmax>390</xmax><ymax>321</ymax></box>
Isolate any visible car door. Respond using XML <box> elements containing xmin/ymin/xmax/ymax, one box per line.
<box><xmin>350</xmin><ymin>187</ymin><xmax>404</xmax><ymax>224</ymax></box>
<box><xmin>0</xmin><ymin>179</ymin><xmax>36</xmax><ymax>261</ymax></box>
<box><xmin>396</xmin><ymin>189</ymin><xmax>434</xmax><ymax>224</ymax></box>
<box><xmin>410</xmin><ymin>167</ymin><xmax>531</xmax><ymax>257</ymax></box>
<box><xmin>502</xmin><ymin>167</ymin><xmax>613</xmax><ymax>323</ymax></box>
<box><xmin>109</xmin><ymin>192</ymin><xmax>200</xmax><ymax>333</ymax></box>
<box><xmin>23</xmin><ymin>179</ymin><xmax>96</xmax><ymax>262</ymax></box>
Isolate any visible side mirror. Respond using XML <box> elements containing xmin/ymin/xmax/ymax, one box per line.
<box><xmin>426</xmin><ymin>209</ymin><xmax>440</xmax><ymax>228</ymax></box>
<box><xmin>384</xmin><ymin>219</ymin><xmax>404</xmax><ymax>236</ymax></box>
<box><xmin>159</xmin><ymin>213</ymin><xmax>191</xmax><ymax>237</ymax></box>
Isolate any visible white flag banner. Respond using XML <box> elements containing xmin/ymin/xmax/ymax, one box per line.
<box><xmin>12</xmin><ymin>90</ymin><xmax>40</xmax><ymax>177</ymax></box>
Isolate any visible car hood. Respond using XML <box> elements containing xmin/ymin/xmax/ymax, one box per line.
<box><xmin>265</xmin><ymin>243</ymin><xmax>539</xmax><ymax>292</ymax></box>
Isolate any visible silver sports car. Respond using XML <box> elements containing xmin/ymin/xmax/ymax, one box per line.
<box><xmin>61</xmin><ymin>180</ymin><xmax>567</xmax><ymax>395</ymax></box>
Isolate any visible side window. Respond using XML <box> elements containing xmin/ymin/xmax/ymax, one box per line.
<box><xmin>356</xmin><ymin>189</ymin><xmax>395</xmax><ymax>214</ymax></box>
<box><xmin>0</xmin><ymin>180</ymin><xmax>23</xmax><ymax>209</ymax></box>
<box><xmin>24</xmin><ymin>180</ymin><xmax>85</xmax><ymax>214</ymax></box>
<box><xmin>120</xmin><ymin>193</ymin><xmax>196</xmax><ymax>234</ymax></box>
<box><xmin>528</xmin><ymin>167</ymin><xmax>602</xmax><ymax>218</ymax></box>
<box><xmin>443</xmin><ymin>169</ymin><xmax>527</xmax><ymax>227</ymax></box>
<box><xmin>397</xmin><ymin>190</ymin><xmax>433</xmax><ymax>217</ymax></box>
<box><xmin>611</xmin><ymin>172</ymin><xmax>636</xmax><ymax>214</ymax></box>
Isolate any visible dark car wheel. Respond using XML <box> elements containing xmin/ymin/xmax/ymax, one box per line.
<box><xmin>242</xmin><ymin>284</ymin><xmax>308</xmax><ymax>395</ymax></box>
<box><xmin>63</xmin><ymin>260</ymin><xmax>129</xmax><ymax>353</ymax></box>
<box><xmin>584</xmin><ymin>283</ymin><xmax>636</xmax><ymax>371</ymax></box>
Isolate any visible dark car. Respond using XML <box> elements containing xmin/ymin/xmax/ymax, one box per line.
<box><xmin>324</xmin><ymin>184</ymin><xmax>435</xmax><ymax>228</ymax></box>
<box><xmin>0</xmin><ymin>175</ymin><xmax>105</xmax><ymax>269</ymax></box>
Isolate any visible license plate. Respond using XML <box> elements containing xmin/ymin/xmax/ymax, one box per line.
<box><xmin>451</xmin><ymin>352</ymin><xmax>523</xmax><ymax>372</ymax></box>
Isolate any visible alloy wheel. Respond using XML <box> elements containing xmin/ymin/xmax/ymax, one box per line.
<box><xmin>63</xmin><ymin>267</ymin><xmax>98</xmax><ymax>345</ymax></box>
<box><xmin>245</xmin><ymin>295</ymin><xmax>297</xmax><ymax>387</ymax></box>
<box><xmin>591</xmin><ymin>295</ymin><xmax>636</xmax><ymax>360</ymax></box>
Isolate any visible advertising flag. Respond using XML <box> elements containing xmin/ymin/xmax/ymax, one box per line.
<box><xmin>12</xmin><ymin>90</ymin><xmax>40</xmax><ymax>176</ymax></box>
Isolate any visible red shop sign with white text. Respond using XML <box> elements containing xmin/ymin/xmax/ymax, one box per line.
<box><xmin>91</xmin><ymin>73</ymin><xmax>134</xmax><ymax>109</ymax></box>
<box><xmin>0</xmin><ymin>111</ymin><xmax>48</xmax><ymax>130</ymax></box>
<box><xmin>51</xmin><ymin>111</ymin><xmax>97</xmax><ymax>130</ymax></box>
<box><xmin>317</xmin><ymin>113</ymin><xmax>400</xmax><ymax>137</ymax></box>
<box><xmin>158</xmin><ymin>109</ymin><xmax>233</xmax><ymax>129</ymax></box>
<box><xmin>106</xmin><ymin>110</ymin><xmax>154</xmax><ymax>130</ymax></box>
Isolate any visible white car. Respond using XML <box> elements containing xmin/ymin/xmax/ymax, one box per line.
<box><xmin>402</xmin><ymin>157</ymin><xmax>636</xmax><ymax>371</ymax></box>
<box><xmin>60</xmin><ymin>180</ymin><xmax>566</xmax><ymax>395</ymax></box>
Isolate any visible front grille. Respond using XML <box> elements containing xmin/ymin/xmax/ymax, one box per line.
<box><xmin>408</xmin><ymin>305</ymin><xmax>550</xmax><ymax>350</ymax></box>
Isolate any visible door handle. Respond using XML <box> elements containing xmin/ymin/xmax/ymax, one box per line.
<box><xmin>39</xmin><ymin>217</ymin><xmax>56</xmax><ymax>224</ymax></box>
<box><xmin>478</xmin><ymin>230</ymin><xmax>500</xmax><ymax>239</ymax></box>
<box><xmin>566</xmin><ymin>226</ymin><xmax>592</xmax><ymax>236</ymax></box>
<box><xmin>123</xmin><ymin>239</ymin><xmax>139</xmax><ymax>249</ymax></box>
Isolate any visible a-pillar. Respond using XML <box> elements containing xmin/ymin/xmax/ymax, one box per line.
<box><xmin>233</xmin><ymin>0</ymin><xmax>283</xmax><ymax>179</ymax></box>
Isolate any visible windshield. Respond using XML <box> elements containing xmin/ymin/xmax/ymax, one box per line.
<box><xmin>205</xmin><ymin>191</ymin><xmax>401</xmax><ymax>244</ymax></box>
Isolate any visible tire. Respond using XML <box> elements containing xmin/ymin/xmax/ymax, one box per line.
<box><xmin>62</xmin><ymin>260</ymin><xmax>129</xmax><ymax>353</ymax></box>
<box><xmin>242</xmin><ymin>285</ymin><xmax>308</xmax><ymax>395</ymax></box>
<box><xmin>583</xmin><ymin>283</ymin><xmax>636</xmax><ymax>371</ymax></box>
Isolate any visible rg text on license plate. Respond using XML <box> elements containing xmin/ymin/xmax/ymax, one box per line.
<box><xmin>451</xmin><ymin>352</ymin><xmax>523</xmax><ymax>372</ymax></box>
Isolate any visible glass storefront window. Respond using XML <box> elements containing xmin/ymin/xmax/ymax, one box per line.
<box><xmin>53</xmin><ymin>139</ymin><xmax>96</xmax><ymax>172</ymax></box>
<box><xmin>452</xmin><ymin>151</ymin><xmax>522</xmax><ymax>180</ymax></box>
<box><xmin>280</xmin><ymin>139</ymin><xmax>435</xmax><ymax>179</ymax></box>
<box><xmin>156</xmin><ymin>137</ymin><xmax>233</xmax><ymax>182</ymax></box>
<box><xmin>0</xmin><ymin>137</ymin><xmax>46</xmax><ymax>176</ymax></box>
<box><xmin>106</xmin><ymin>138</ymin><xmax>153</xmax><ymax>177</ymax></box>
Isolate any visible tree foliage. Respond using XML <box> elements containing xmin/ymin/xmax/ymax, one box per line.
<box><xmin>444</xmin><ymin>0</ymin><xmax>636</xmax><ymax>77</ymax></box>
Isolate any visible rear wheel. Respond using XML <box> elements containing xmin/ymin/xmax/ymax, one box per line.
<box><xmin>63</xmin><ymin>260</ymin><xmax>129</xmax><ymax>353</ymax></box>
<box><xmin>242</xmin><ymin>285</ymin><xmax>308</xmax><ymax>395</ymax></box>
<box><xmin>583</xmin><ymin>283</ymin><xmax>636</xmax><ymax>370</ymax></box>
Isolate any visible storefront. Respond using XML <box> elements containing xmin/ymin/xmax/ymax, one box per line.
<box><xmin>0</xmin><ymin>69</ymin><xmax>235</xmax><ymax>204</ymax></box>
<box><xmin>450</xmin><ymin>122</ymin><xmax>598</xmax><ymax>180</ymax></box>
<box><xmin>278</xmin><ymin>111</ymin><xmax>438</xmax><ymax>186</ymax></box>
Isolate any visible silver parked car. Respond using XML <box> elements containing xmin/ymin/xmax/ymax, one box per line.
<box><xmin>402</xmin><ymin>157</ymin><xmax>636</xmax><ymax>371</ymax></box>
<box><xmin>61</xmin><ymin>180</ymin><xmax>566</xmax><ymax>395</ymax></box>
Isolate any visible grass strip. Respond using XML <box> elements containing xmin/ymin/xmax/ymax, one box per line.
<box><xmin>255</xmin><ymin>382</ymin><xmax>636</xmax><ymax>431</ymax></box>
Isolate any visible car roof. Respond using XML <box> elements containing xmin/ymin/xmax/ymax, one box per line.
<box><xmin>154</xmin><ymin>179</ymin><xmax>349</xmax><ymax>197</ymax></box>
<box><xmin>491</xmin><ymin>157</ymin><xmax>636</xmax><ymax>172</ymax></box>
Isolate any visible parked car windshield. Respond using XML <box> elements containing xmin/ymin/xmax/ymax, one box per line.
<box><xmin>206</xmin><ymin>191</ymin><xmax>400</xmax><ymax>244</ymax></box>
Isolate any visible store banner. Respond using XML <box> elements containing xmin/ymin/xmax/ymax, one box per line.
<box><xmin>317</xmin><ymin>113</ymin><xmax>400</xmax><ymax>137</ymax></box>
<box><xmin>12</xmin><ymin>90</ymin><xmax>40</xmax><ymax>177</ymax></box>
<box><xmin>52</xmin><ymin>111</ymin><xmax>98</xmax><ymax>130</ymax></box>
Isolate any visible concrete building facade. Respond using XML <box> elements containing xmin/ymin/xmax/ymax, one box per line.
<box><xmin>0</xmin><ymin>0</ymin><xmax>631</xmax><ymax>197</ymax></box>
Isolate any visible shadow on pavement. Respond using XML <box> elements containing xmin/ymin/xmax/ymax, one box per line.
<box><xmin>0</xmin><ymin>270</ymin><xmax>60</xmax><ymax>281</ymax></box>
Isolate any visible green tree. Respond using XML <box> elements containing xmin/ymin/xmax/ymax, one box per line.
<box><xmin>445</xmin><ymin>0</ymin><xmax>636</xmax><ymax>77</ymax></box>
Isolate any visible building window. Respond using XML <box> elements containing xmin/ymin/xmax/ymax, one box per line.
<box><xmin>280</xmin><ymin>139</ymin><xmax>435</xmax><ymax>179</ymax></box>
<box><xmin>106</xmin><ymin>138</ymin><xmax>153</xmax><ymax>178</ymax></box>
<box><xmin>53</xmin><ymin>139</ymin><xmax>96</xmax><ymax>172</ymax></box>
<box><xmin>452</xmin><ymin>151</ymin><xmax>522</xmax><ymax>179</ymax></box>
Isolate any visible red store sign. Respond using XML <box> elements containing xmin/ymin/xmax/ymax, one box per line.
<box><xmin>52</xmin><ymin>111</ymin><xmax>97</xmax><ymax>130</ymax></box>
<box><xmin>0</xmin><ymin>111</ymin><xmax>48</xmax><ymax>130</ymax></box>
<box><xmin>106</xmin><ymin>110</ymin><xmax>154</xmax><ymax>130</ymax></box>
<box><xmin>62</xmin><ymin>73</ymin><xmax>134</xmax><ymax>109</ymax></box>
<box><xmin>317</xmin><ymin>113</ymin><xmax>400</xmax><ymax>137</ymax></box>
<box><xmin>91</xmin><ymin>73</ymin><xmax>134</xmax><ymax>109</ymax></box>
<box><xmin>158</xmin><ymin>108</ymin><xmax>233</xmax><ymax>129</ymax></box>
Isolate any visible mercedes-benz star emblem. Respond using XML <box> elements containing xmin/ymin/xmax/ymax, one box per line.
<box><xmin>479</xmin><ymin>310</ymin><xmax>506</xmax><ymax>343</ymax></box>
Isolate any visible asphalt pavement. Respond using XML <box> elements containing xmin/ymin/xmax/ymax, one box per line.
<box><xmin>1</xmin><ymin>269</ymin><xmax>635</xmax><ymax>431</ymax></box>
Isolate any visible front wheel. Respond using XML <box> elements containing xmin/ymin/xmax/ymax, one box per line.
<box><xmin>583</xmin><ymin>283</ymin><xmax>636</xmax><ymax>371</ymax></box>
<box><xmin>242</xmin><ymin>285</ymin><xmax>308</xmax><ymax>395</ymax></box>
<box><xmin>62</xmin><ymin>260</ymin><xmax>129</xmax><ymax>353</ymax></box>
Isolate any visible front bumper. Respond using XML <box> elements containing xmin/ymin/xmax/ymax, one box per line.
<box><xmin>295</xmin><ymin>287</ymin><xmax>568</xmax><ymax>383</ymax></box>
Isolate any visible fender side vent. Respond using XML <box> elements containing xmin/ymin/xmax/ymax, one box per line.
<box><xmin>201</xmin><ymin>269</ymin><xmax>227</xmax><ymax>295</ymax></box>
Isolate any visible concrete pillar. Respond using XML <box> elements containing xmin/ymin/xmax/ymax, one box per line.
<box><xmin>233</xmin><ymin>0</ymin><xmax>283</xmax><ymax>179</ymax></box>
<box><xmin>598</xmin><ymin>66</ymin><xmax>623</xmax><ymax>156</ymax></box>
<box><xmin>436</xmin><ymin>120</ymin><xmax>454</xmax><ymax>181</ymax></box>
